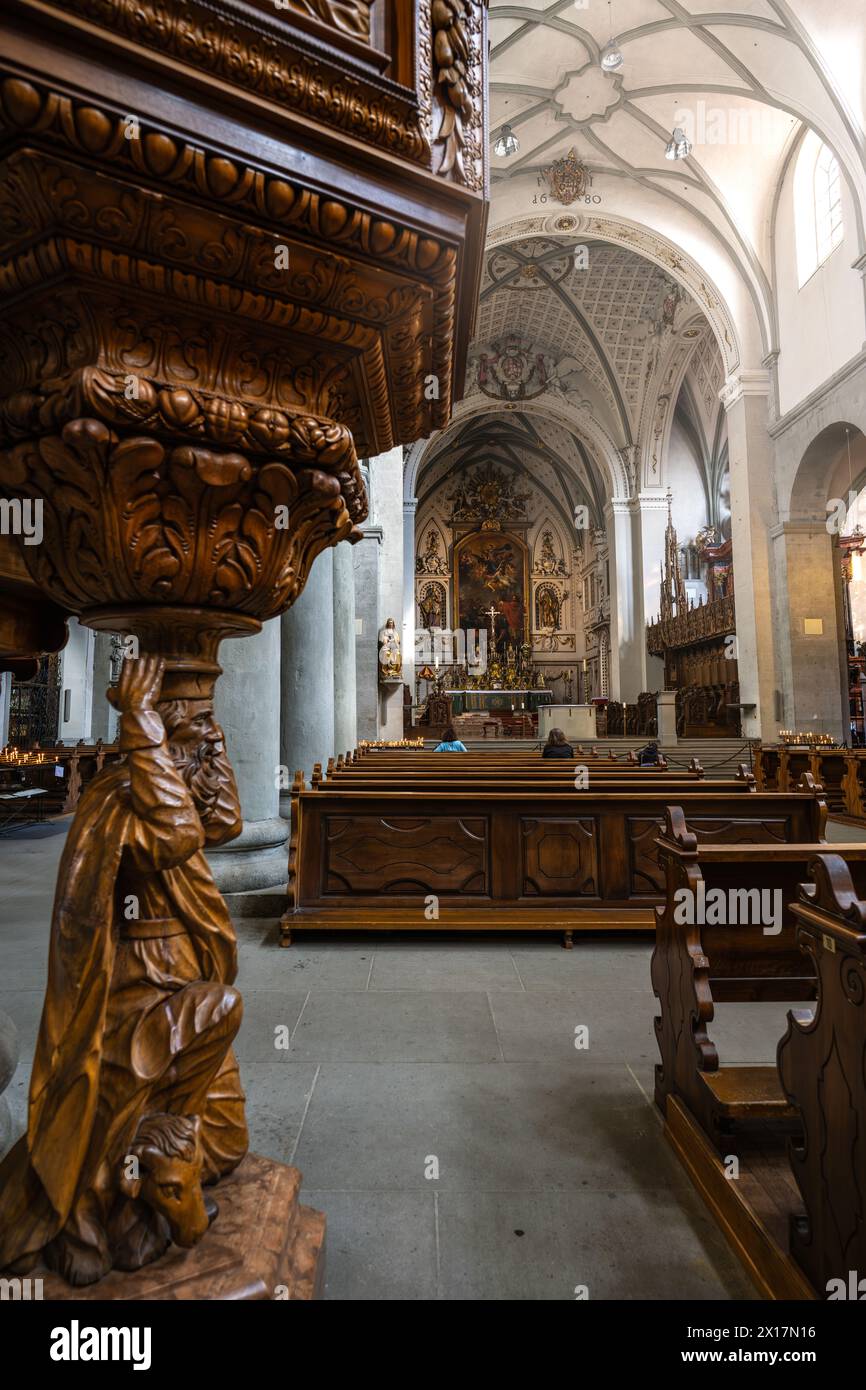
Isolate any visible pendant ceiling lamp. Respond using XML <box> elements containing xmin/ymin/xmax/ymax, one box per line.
<box><xmin>600</xmin><ymin>1</ymin><xmax>624</xmax><ymax>72</ymax></box>
<box><xmin>494</xmin><ymin>124</ymin><xmax>520</xmax><ymax>157</ymax></box>
<box><xmin>664</xmin><ymin>126</ymin><xmax>693</xmax><ymax>160</ymax></box>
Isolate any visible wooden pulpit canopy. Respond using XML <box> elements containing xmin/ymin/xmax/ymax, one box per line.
<box><xmin>0</xmin><ymin>1</ymin><xmax>489</xmax><ymax>470</ymax></box>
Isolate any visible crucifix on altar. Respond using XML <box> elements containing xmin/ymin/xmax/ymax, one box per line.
<box><xmin>485</xmin><ymin>603</ymin><xmax>500</xmax><ymax>645</ymax></box>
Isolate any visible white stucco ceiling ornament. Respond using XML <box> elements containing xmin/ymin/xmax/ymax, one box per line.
<box><xmin>556</xmin><ymin>66</ymin><xmax>624</xmax><ymax>125</ymax></box>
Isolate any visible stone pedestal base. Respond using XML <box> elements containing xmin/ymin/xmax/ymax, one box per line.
<box><xmin>35</xmin><ymin>1153</ymin><xmax>325</xmax><ymax>1301</ymax></box>
<box><xmin>207</xmin><ymin>816</ymin><xmax>289</xmax><ymax>894</ymax></box>
<box><xmin>657</xmin><ymin>689</ymin><xmax>678</xmax><ymax>744</ymax></box>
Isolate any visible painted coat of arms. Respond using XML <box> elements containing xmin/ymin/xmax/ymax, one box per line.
<box><xmin>542</xmin><ymin>148</ymin><xmax>591</xmax><ymax>205</ymax></box>
<box><xmin>473</xmin><ymin>334</ymin><xmax>553</xmax><ymax>401</ymax></box>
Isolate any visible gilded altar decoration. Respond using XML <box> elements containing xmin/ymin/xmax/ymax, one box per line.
<box><xmin>535</xmin><ymin>583</ymin><xmax>562</xmax><ymax>631</ymax></box>
<box><xmin>447</xmin><ymin>462</ymin><xmax>531</xmax><ymax>526</ymax></box>
<box><xmin>533</xmin><ymin>529</ymin><xmax>568</xmax><ymax>577</ymax></box>
<box><xmin>473</xmin><ymin>335</ymin><xmax>554</xmax><ymax>401</ymax></box>
<box><xmin>416</xmin><ymin>529</ymin><xmax>449</xmax><ymax>574</ymax></box>
<box><xmin>378</xmin><ymin>617</ymin><xmax>403</xmax><ymax>683</ymax></box>
<box><xmin>542</xmin><ymin>149</ymin><xmax>591</xmax><ymax>206</ymax></box>
<box><xmin>419</xmin><ymin>582</ymin><xmax>447</xmax><ymax>629</ymax></box>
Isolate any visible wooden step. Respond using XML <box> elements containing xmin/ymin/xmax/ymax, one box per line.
<box><xmin>281</xmin><ymin>903</ymin><xmax>656</xmax><ymax>944</ymax></box>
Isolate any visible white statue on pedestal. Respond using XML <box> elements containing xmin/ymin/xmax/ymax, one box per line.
<box><xmin>378</xmin><ymin>617</ymin><xmax>402</xmax><ymax>683</ymax></box>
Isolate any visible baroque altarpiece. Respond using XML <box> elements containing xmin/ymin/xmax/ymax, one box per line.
<box><xmin>414</xmin><ymin>460</ymin><xmax>587</xmax><ymax>715</ymax></box>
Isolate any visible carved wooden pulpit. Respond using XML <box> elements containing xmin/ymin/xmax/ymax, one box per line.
<box><xmin>0</xmin><ymin>0</ymin><xmax>488</xmax><ymax>1298</ymax></box>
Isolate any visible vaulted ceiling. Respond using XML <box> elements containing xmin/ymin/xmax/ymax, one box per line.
<box><xmin>416</xmin><ymin>412</ymin><xmax>606</xmax><ymax>534</ymax></box>
<box><xmin>469</xmin><ymin>235</ymin><xmax>718</xmax><ymax>441</ymax></box>
<box><xmin>489</xmin><ymin>0</ymin><xmax>866</xmax><ymax>358</ymax></box>
<box><xmin>412</xmin><ymin>1</ymin><xmax>864</xmax><ymax>527</ymax></box>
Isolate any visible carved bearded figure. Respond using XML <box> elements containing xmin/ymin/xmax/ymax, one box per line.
<box><xmin>0</xmin><ymin>655</ymin><xmax>248</xmax><ymax>1286</ymax></box>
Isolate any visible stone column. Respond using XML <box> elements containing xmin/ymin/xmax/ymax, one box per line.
<box><xmin>402</xmin><ymin>497</ymin><xmax>418</xmax><ymax>709</ymax></box>
<box><xmin>0</xmin><ymin>671</ymin><xmax>11</xmax><ymax>746</ymax></box>
<box><xmin>209</xmin><ymin>616</ymin><xmax>288</xmax><ymax>894</ymax></box>
<box><xmin>772</xmin><ymin>520</ymin><xmax>848</xmax><ymax>741</ymax></box>
<box><xmin>353</xmin><ymin>525</ymin><xmax>381</xmax><ymax>743</ymax></box>
<box><xmin>332</xmin><ymin>541</ymin><xmax>358</xmax><ymax>757</ymax></box>
<box><xmin>722</xmin><ymin>371</ymin><xmax>780</xmax><ymax>740</ymax></box>
<box><xmin>58</xmin><ymin>617</ymin><xmax>94</xmax><ymax>743</ymax></box>
<box><xmin>605</xmin><ymin>500</ymin><xmax>644</xmax><ymax>702</ymax></box>
<box><xmin>374</xmin><ymin>447</ymin><xmax>405</xmax><ymax>740</ymax></box>
<box><xmin>638</xmin><ymin>491</ymin><xmax>670</xmax><ymax>693</ymax></box>
<box><xmin>280</xmin><ymin>550</ymin><xmax>335</xmax><ymax>780</ymax></box>
<box><xmin>90</xmin><ymin>631</ymin><xmax>119</xmax><ymax>744</ymax></box>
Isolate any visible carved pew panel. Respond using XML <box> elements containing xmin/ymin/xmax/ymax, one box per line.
<box><xmin>651</xmin><ymin>807</ymin><xmax>866</xmax><ymax>1152</ymax></box>
<box><xmin>778</xmin><ymin>855</ymin><xmax>866</xmax><ymax>1296</ymax></box>
<box><xmin>520</xmin><ymin>817</ymin><xmax>598</xmax><ymax>897</ymax></box>
<box><xmin>323</xmin><ymin>814</ymin><xmax>488</xmax><ymax>895</ymax></box>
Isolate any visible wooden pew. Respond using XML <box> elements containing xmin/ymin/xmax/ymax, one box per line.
<box><xmin>281</xmin><ymin>780</ymin><xmax>824</xmax><ymax>947</ymax></box>
<box><xmin>315</xmin><ymin>773</ymin><xmax>754</xmax><ymax>796</ymax></box>
<box><xmin>47</xmin><ymin>740</ymin><xmax>121</xmax><ymax>813</ymax></box>
<box><xmin>652</xmin><ymin>806</ymin><xmax>866</xmax><ymax>1149</ymax></box>
<box><xmin>778</xmin><ymin>855</ymin><xmax>866</xmax><ymax>1298</ymax></box>
<box><xmin>0</xmin><ymin>740</ymin><xmax>120</xmax><ymax>814</ymax></box>
<box><xmin>652</xmin><ymin>814</ymin><xmax>866</xmax><ymax>1298</ymax></box>
<box><xmin>755</xmin><ymin>742</ymin><xmax>858</xmax><ymax>817</ymax></box>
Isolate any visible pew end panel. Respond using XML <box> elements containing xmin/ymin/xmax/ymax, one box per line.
<box><xmin>778</xmin><ymin>854</ymin><xmax>866</xmax><ymax>1297</ymax></box>
<box><xmin>650</xmin><ymin>804</ymin><xmax>860</xmax><ymax>1150</ymax></box>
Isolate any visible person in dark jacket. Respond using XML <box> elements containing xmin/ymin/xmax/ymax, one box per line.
<box><xmin>637</xmin><ymin>740</ymin><xmax>661</xmax><ymax>767</ymax></box>
<box><xmin>542</xmin><ymin>727</ymin><xmax>573</xmax><ymax>759</ymax></box>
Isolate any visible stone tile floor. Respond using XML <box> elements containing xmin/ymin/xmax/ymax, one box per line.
<box><xmin>7</xmin><ymin>817</ymin><xmax>859</xmax><ymax>1300</ymax></box>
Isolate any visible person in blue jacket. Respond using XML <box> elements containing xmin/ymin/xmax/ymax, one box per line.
<box><xmin>434</xmin><ymin>723</ymin><xmax>468</xmax><ymax>752</ymax></box>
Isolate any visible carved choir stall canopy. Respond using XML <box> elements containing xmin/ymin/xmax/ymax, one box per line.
<box><xmin>646</xmin><ymin>495</ymin><xmax>740</xmax><ymax>737</ymax></box>
<box><xmin>0</xmin><ymin>0</ymin><xmax>489</xmax><ymax>1298</ymax></box>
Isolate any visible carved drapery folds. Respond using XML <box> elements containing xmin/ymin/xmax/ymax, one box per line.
<box><xmin>290</xmin><ymin>0</ymin><xmax>372</xmax><ymax>38</ymax></box>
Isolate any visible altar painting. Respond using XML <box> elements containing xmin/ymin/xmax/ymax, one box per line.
<box><xmin>454</xmin><ymin>531</ymin><xmax>528</xmax><ymax>649</ymax></box>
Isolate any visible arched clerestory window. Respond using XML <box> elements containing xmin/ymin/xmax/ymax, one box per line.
<box><xmin>794</xmin><ymin>130</ymin><xmax>844</xmax><ymax>288</ymax></box>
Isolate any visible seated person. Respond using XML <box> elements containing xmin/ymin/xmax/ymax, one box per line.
<box><xmin>636</xmin><ymin>740</ymin><xmax>661</xmax><ymax>767</ymax></box>
<box><xmin>434</xmin><ymin>723</ymin><xmax>468</xmax><ymax>752</ymax></box>
<box><xmin>542</xmin><ymin>727</ymin><xmax>574</xmax><ymax>759</ymax></box>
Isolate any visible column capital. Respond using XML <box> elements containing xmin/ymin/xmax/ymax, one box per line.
<box><xmin>770</xmin><ymin>519</ymin><xmax>833</xmax><ymax>540</ymax></box>
<box><xmin>604</xmin><ymin>496</ymin><xmax>635</xmax><ymax>518</ymax></box>
<box><xmin>636</xmin><ymin>489</ymin><xmax>670</xmax><ymax>512</ymax></box>
<box><xmin>719</xmin><ymin>369</ymin><xmax>771</xmax><ymax>410</ymax></box>
<box><xmin>403</xmin><ymin>497</ymin><xmax>418</xmax><ymax>516</ymax></box>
